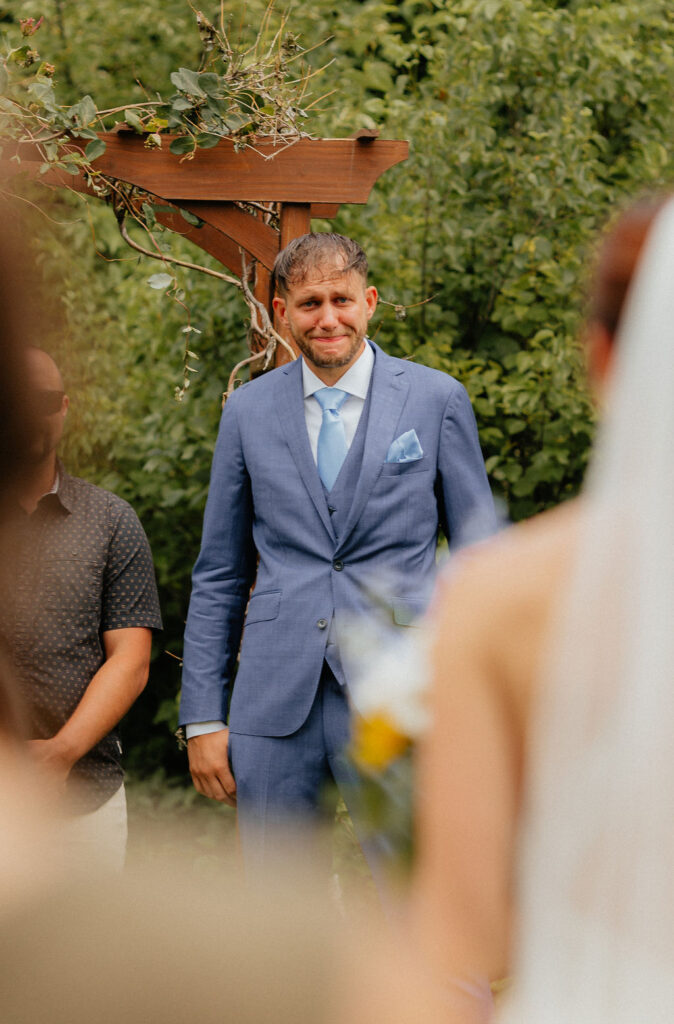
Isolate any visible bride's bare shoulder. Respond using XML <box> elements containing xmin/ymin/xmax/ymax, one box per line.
<box><xmin>441</xmin><ymin>500</ymin><xmax>580</xmax><ymax>604</ymax></box>
<box><xmin>432</xmin><ymin>500</ymin><xmax>582</xmax><ymax>733</ymax></box>
<box><xmin>435</xmin><ymin>500</ymin><xmax>581</xmax><ymax>672</ymax></box>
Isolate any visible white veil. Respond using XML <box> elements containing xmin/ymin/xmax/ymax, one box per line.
<box><xmin>500</xmin><ymin>198</ymin><xmax>674</xmax><ymax>1022</ymax></box>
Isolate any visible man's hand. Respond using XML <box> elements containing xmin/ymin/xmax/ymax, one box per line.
<box><xmin>187</xmin><ymin>728</ymin><xmax>237</xmax><ymax>806</ymax></box>
<box><xmin>27</xmin><ymin>736</ymin><xmax>75</xmax><ymax>788</ymax></box>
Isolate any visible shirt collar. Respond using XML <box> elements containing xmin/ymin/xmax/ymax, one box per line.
<box><xmin>6</xmin><ymin>459</ymin><xmax>73</xmax><ymax>519</ymax></box>
<box><xmin>302</xmin><ymin>340</ymin><xmax>374</xmax><ymax>399</ymax></box>
<box><xmin>52</xmin><ymin>459</ymin><xmax>76</xmax><ymax>514</ymax></box>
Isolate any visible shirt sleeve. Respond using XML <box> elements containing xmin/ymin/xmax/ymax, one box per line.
<box><xmin>185</xmin><ymin>721</ymin><xmax>227</xmax><ymax>738</ymax></box>
<box><xmin>101</xmin><ymin>498</ymin><xmax>163</xmax><ymax>632</ymax></box>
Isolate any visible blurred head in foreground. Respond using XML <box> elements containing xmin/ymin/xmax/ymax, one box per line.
<box><xmin>23</xmin><ymin>346</ymin><xmax>68</xmax><ymax>466</ymax></box>
<box><xmin>585</xmin><ymin>192</ymin><xmax>669</xmax><ymax>397</ymax></box>
<box><xmin>0</xmin><ymin>203</ymin><xmax>35</xmax><ymax>742</ymax></box>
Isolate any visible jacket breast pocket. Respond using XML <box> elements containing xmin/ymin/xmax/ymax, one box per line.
<box><xmin>245</xmin><ymin>589</ymin><xmax>281</xmax><ymax>625</ymax></box>
<box><xmin>380</xmin><ymin>456</ymin><xmax>430</xmax><ymax>476</ymax></box>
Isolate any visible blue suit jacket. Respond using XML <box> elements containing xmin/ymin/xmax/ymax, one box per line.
<box><xmin>180</xmin><ymin>341</ymin><xmax>496</xmax><ymax>737</ymax></box>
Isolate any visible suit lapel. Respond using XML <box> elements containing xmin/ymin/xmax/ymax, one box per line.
<box><xmin>337</xmin><ymin>344</ymin><xmax>408</xmax><ymax>550</ymax></box>
<box><xmin>274</xmin><ymin>359</ymin><xmax>336</xmax><ymax>542</ymax></box>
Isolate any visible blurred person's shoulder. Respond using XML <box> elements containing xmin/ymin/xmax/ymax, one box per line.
<box><xmin>433</xmin><ymin>500</ymin><xmax>581</xmax><ymax>713</ymax></box>
<box><xmin>439</xmin><ymin>499</ymin><xmax>580</xmax><ymax>610</ymax></box>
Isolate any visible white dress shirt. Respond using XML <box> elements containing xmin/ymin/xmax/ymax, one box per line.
<box><xmin>301</xmin><ymin>340</ymin><xmax>374</xmax><ymax>460</ymax></box>
<box><xmin>186</xmin><ymin>343</ymin><xmax>375</xmax><ymax>739</ymax></box>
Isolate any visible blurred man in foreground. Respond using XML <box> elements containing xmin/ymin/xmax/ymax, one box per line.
<box><xmin>0</xmin><ymin>347</ymin><xmax>162</xmax><ymax>870</ymax></box>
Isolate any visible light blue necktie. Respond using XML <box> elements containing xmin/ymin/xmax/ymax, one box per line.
<box><xmin>314</xmin><ymin>387</ymin><xmax>349</xmax><ymax>491</ymax></box>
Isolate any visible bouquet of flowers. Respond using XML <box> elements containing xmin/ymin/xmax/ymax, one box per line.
<box><xmin>345</xmin><ymin>619</ymin><xmax>431</xmax><ymax>873</ymax></box>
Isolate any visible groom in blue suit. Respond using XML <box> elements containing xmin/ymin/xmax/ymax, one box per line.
<box><xmin>180</xmin><ymin>233</ymin><xmax>497</xmax><ymax>865</ymax></box>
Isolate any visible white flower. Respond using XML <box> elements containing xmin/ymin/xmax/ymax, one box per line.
<box><xmin>349</xmin><ymin>626</ymin><xmax>431</xmax><ymax>740</ymax></box>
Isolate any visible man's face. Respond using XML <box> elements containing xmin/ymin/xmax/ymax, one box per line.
<box><xmin>273</xmin><ymin>263</ymin><xmax>378</xmax><ymax>384</ymax></box>
<box><xmin>25</xmin><ymin>349</ymin><xmax>69</xmax><ymax>463</ymax></box>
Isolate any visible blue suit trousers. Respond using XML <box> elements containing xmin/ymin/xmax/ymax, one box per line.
<box><xmin>229</xmin><ymin>663</ymin><xmax>386</xmax><ymax>880</ymax></box>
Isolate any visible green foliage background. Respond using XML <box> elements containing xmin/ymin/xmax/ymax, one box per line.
<box><xmin>3</xmin><ymin>0</ymin><xmax>674</xmax><ymax>779</ymax></box>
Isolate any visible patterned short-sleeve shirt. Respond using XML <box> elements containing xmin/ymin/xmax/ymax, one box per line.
<box><xmin>0</xmin><ymin>464</ymin><xmax>162</xmax><ymax>813</ymax></box>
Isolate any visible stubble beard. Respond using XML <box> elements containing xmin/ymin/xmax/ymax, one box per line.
<box><xmin>294</xmin><ymin>328</ymin><xmax>365</xmax><ymax>370</ymax></box>
<box><xmin>26</xmin><ymin>434</ymin><xmax>53</xmax><ymax>465</ymax></box>
<box><xmin>25</xmin><ymin>418</ymin><xmax>62</xmax><ymax>467</ymax></box>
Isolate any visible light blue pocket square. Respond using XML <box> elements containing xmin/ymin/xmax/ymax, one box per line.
<box><xmin>385</xmin><ymin>429</ymin><xmax>424</xmax><ymax>463</ymax></box>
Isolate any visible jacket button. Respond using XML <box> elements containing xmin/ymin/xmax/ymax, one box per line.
<box><xmin>317</xmin><ymin>618</ymin><xmax>328</xmax><ymax>629</ymax></box>
<box><xmin>333</xmin><ymin>560</ymin><xmax>344</xmax><ymax>571</ymax></box>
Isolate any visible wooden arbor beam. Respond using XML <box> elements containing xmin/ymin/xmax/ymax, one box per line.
<box><xmin>85</xmin><ymin>134</ymin><xmax>408</xmax><ymax>204</ymax></box>
<box><xmin>3</xmin><ymin>133</ymin><xmax>408</xmax><ymax>368</ymax></box>
<box><xmin>98</xmin><ymin>133</ymin><xmax>407</xmax><ymax>366</ymax></box>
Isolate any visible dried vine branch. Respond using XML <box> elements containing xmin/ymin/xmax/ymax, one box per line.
<box><xmin>239</xmin><ymin>251</ymin><xmax>296</xmax><ymax>361</ymax></box>
<box><xmin>115</xmin><ymin>203</ymin><xmax>241</xmax><ymax>290</ymax></box>
<box><xmin>114</xmin><ymin>199</ymin><xmax>297</xmax><ymax>401</ymax></box>
<box><xmin>225</xmin><ymin>350</ymin><xmax>267</xmax><ymax>399</ymax></box>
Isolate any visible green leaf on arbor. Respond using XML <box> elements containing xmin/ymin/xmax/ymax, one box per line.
<box><xmin>170</xmin><ymin>67</ymin><xmax>205</xmax><ymax>97</ymax></box>
<box><xmin>198</xmin><ymin>72</ymin><xmax>221</xmax><ymax>97</ymax></box>
<box><xmin>204</xmin><ymin>96</ymin><xmax>225</xmax><ymax>118</ymax></box>
<box><xmin>124</xmin><ymin>109</ymin><xmax>145</xmax><ymax>132</ymax></box>
<box><xmin>27</xmin><ymin>79</ymin><xmax>58</xmax><ymax>113</ymax></box>
<box><xmin>144</xmin><ymin>116</ymin><xmax>168</xmax><ymax>133</ymax></box>
<box><xmin>230</xmin><ymin>118</ymin><xmax>255</xmax><ymax>136</ymax></box>
<box><xmin>169</xmin><ymin>136</ymin><xmax>196</xmax><ymax>155</ymax></box>
<box><xmin>85</xmin><ymin>138</ymin><xmax>106</xmax><ymax>161</ymax></box>
<box><xmin>170</xmin><ymin>96</ymin><xmax>193</xmax><ymax>112</ymax></box>
<box><xmin>0</xmin><ymin>65</ymin><xmax>8</xmax><ymax>95</ymax></box>
<box><xmin>141</xmin><ymin>203</ymin><xmax>157</xmax><ymax>229</ymax></box>
<box><xmin>67</xmin><ymin>95</ymin><xmax>97</xmax><ymax>128</ymax></box>
<box><xmin>179</xmin><ymin>208</ymin><xmax>203</xmax><ymax>227</ymax></box>
<box><xmin>147</xmin><ymin>273</ymin><xmax>174</xmax><ymax>290</ymax></box>
<box><xmin>195</xmin><ymin>132</ymin><xmax>220</xmax><ymax>149</ymax></box>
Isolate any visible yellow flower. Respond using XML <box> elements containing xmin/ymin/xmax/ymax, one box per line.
<box><xmin>351</xmin><ymin>711</ymin><xmax>411</xmax><ymax>773</ymax></box>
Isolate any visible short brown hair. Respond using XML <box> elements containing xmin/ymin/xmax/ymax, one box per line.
<box><xmin>272</xmin><ymin>233</ymin><xmax>368</xmax><ymax>296</ymax></box>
